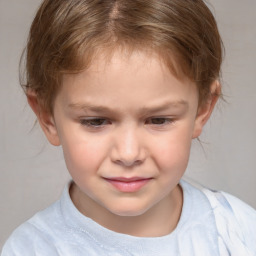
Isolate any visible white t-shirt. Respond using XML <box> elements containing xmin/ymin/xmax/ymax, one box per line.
<box><xmin>2</xmin><ymin>180</ymin><xmax>256</xmax><ymax>256</ymax></box>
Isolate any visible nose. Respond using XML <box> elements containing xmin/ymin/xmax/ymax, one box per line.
<box><xmin>110</xmin><ymin>126</ymin><xmax>147</xmax><ymax>167</ymax></box>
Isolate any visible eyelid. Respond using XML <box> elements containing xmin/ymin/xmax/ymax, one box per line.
<box><xmin>145</xmin><ymin>117</ymin><xmax>176</xmax><ymax>125</ymax></box>
<box><xmin>78</xmin><ymin>116</ymin><xmax>176</xmax><ymax>130</ymax></box>
<box><xmin>80</xmin><ymin>117</ymin><xmax>111</xmax><ymax>127</ymax></box>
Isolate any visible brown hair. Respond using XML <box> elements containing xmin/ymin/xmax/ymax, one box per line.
<box><xmin>22</xmin><ymin>0</ymin><xmax>223</xmax><ymax>114</ymax></box>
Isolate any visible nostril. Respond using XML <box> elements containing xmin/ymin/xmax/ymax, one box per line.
<box><xmin>134</xmin><ymin>160</ymin><xmax>143</xmax><ymax>166</ymax></box>
<box><xmin>114</xmin><ymin>159</ymin><xmax>143</xmax><ymax>167</ymax></box>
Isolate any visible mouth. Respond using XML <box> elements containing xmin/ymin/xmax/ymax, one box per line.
<box><xmin>104</xmin><ymin>177</ymin><xmax>152</xmax><ymax>193</ymax></box>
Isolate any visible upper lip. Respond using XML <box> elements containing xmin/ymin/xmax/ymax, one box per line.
<box><xmin>104</xmin><ymin>177</ymin><xmax>152</xmax><ymax>182</ymax></box>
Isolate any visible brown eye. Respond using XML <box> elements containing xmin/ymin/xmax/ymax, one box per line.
<box><xmin>146</xmin><ymin>118</ymin><xmax>172</xmax><ymax>125</ymax></box>
<box><xmin>151</xmin><ymin>118</ymin><xmax>167</xmax><ymax>125</ymax></box>
<box><xmin>80</xmin><ymin>118</ymin><xmax>109</xmax><ymax>127</ymax></box>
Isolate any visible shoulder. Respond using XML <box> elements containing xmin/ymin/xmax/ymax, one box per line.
<box><xmin>221</xmin><ymin>191</ymin><xmax>256</xmax><ymax>219</ymax></box>
<box><xmin>181</xmin><ymin>180</ymin><xmax>256</xmax><ymax>227</ymax></box>
<box><xmin>1</xmin><ymin>221</ymin><xmax>58</xmax><ymax>256</ymax></box>
<box><xmin>218</xmin><ymin>191</ymin><xmax>256</xmax><ymax>238</ymax></box>
<box><xmin>181</xmin><ymin>180</ymin><xmax>256</xmax><ymax>254</ymax></box>
<box><xmin>202</xmin><ymin>187</ymin><xmax>256</xmax><ymax>254</ymax></box>
<box><xmin>1</xmin><ymin>202</ymin><xmax>61</xmax><ymax>256</ymax></box>
<box><xmin>1</xmin><ymin>183</ymin><xmax>106</xmax><ymax>256</ymax></box>
<box><xmin>203</xmin><ymin>188</ymin><xmax>256</xmax><ymax>231</ymax></box>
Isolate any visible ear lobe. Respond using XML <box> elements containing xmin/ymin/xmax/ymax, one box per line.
<box><xmin>27</xmin><ymin>90</ymin><xmax>60</xmax><ymax>146</ymax></box>
<box><xmin>192</xmin><ymin>81</ymin><xmax>221</xmax><ymax>138</ymax></box>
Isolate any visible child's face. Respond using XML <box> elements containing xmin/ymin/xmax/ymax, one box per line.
<box><xmin>40</xmin><ymin>50</ymin><xmax>213</xmax><ymax>220</ymax></box>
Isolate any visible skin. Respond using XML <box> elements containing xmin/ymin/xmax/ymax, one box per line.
<box><xmin>28</xmin><ymin>50</ymin><xmax>219</xmax><ymax>237</ymax></box>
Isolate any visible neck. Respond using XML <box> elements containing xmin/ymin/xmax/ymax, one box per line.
<box><xmin>70</xmin><ymin>183</ymin><xmax>183</xmax><ymax>237</ymax></box>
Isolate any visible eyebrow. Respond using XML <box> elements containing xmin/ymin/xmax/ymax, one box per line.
<box><xmin>68</xmin><ymin>100</ymin><xmax>188</xmax><ymax>115</ymax></box>
<box><xmin>140</xmin><ymin>100</ymin><xmax>188</xmax><ymax>114</ymax></box>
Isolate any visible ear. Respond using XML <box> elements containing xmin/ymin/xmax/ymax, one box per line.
<box><xmin>27</xmin><ymin>90</ymin><xmax>60</xmax><ymax>146</ymax></box>
<box><xmin>192</xmin><ymin>81</ymin><xmax>221</xmax><ymax>138</ymax></box>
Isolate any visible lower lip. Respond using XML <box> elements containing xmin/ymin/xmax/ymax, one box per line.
<box><xmin>105</xmin><ymin>178</ymin><xmax>151</xmax><ymax>192</ymax></box>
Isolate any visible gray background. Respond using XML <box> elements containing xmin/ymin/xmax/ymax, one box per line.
<box><xmin>0</xmin><ymin>0</ymin><xmax>256</xmax><ymax>249</ymax></box>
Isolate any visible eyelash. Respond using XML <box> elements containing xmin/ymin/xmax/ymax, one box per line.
<box><xmin>79</xmin><ymin>117</ymin><xmax>175</xmax><ymax>128</ymax></box>
<box><xmin>145</xmin><ymin>117</ymin><xmax>174</xmax><ymax>126</ymax></box>
<box><xmin>80</xmin><ymin>118</ymin><xmax>111</xmax><ymax>127</ymax></box>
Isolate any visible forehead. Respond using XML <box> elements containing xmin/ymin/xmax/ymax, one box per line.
<box><xmin>64</xmin><ymin>48</ymin><xmax>192</xmax><ymax>87</ymax></box>
<box><xmin>58</xmin><ymin>50</ymin><xmax>199</xmax><ymax>113</ymax></box>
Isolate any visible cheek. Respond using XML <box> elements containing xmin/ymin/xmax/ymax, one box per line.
<box><xmin>154</xmin><ymin>129</ymin><xmax>192</xmax><ymax>171</ymax></box>
<box><xmin>60</xmin><ymin>131</ymin><xmax>108</xmax><ymax>176</ymax></box>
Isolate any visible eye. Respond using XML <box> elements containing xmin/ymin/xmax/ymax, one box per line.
<box><xmin>80</xmin><ymin>118</ymin><xmax>110</xmax><ymax>127</ymax></box>
<box><xmin>145</xmin><ymin>117</ymin><xmax>174</xmax><ymax>125</ymax></box>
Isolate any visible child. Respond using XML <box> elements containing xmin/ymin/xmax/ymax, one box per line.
<box><xmin>2</xmin><ymin>0</ymin><xmax>256</xmax><ymax>255</ymax></box>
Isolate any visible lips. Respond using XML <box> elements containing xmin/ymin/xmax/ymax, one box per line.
<box><xmin>104</xmin><ymin>177</ymin><xmax>152</xmax><ymax>192</ymax></box>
